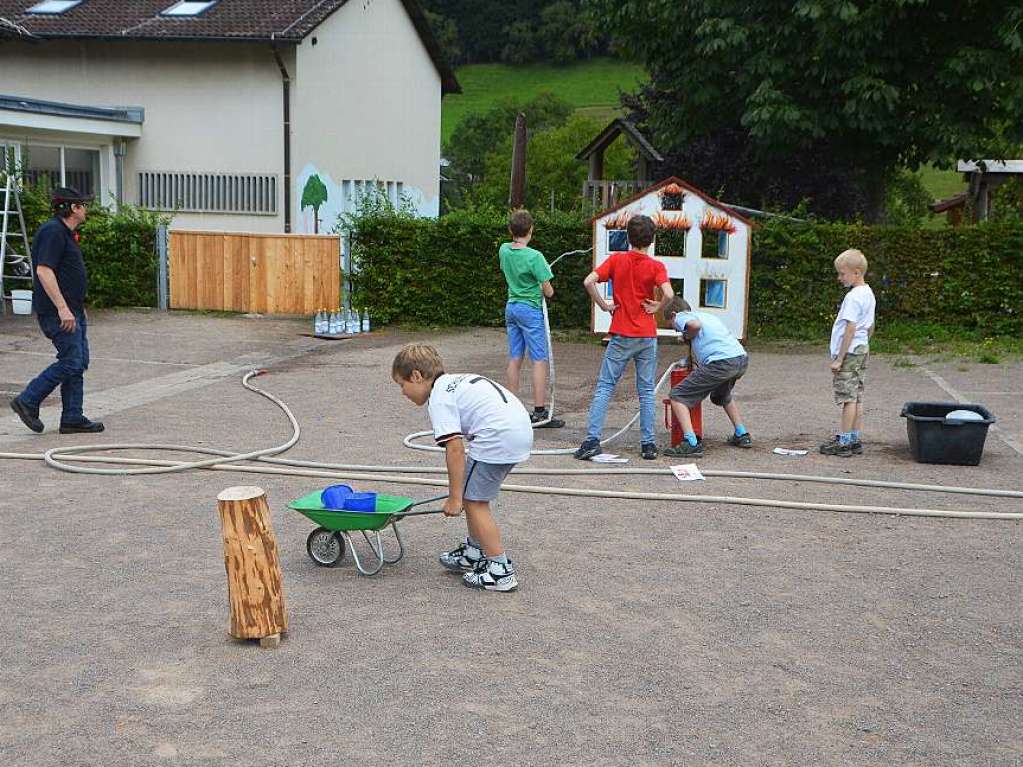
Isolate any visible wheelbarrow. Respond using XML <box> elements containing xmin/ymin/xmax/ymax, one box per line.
<box><xmin>289</xmin><ymin>489</ymin><xmax>447</xmax><ymax>575</ymax></box>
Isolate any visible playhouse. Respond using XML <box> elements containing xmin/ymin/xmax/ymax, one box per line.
<box><xmin>591</xmin><ymin>177</ymin><xmax>753</xmax><ymax>339</ymax></box>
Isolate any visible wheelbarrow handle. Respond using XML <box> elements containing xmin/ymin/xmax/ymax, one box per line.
<box><xmin>393</xmin><ymin>507</ymin><xmax>447</xmax><ymax>518</ymax></box>
<box><xmin>407</xmin><ymin>493</ymin><xmax>449</xmax><ymax>509</ymax></box>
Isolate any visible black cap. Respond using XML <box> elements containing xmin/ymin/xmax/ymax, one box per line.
<box><xmin>51</xmin><ymin>186</ymin><xmax>94</xmax><ymax>205</ymax></box>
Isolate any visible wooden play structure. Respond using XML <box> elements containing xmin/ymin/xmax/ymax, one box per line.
<box><xmin>590</xmin><ymin>177</ymin><xmax>754</xmax><ymax>340</ymax></box>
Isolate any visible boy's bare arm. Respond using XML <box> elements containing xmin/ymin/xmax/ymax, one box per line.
<box><xmin>442</xmin><ymin>438</ymin><xmax>466</xmax><ymax>516</ymax></box>
<box><xmin>642</xmin><ymin>280</ymin><xmax>674</xmax><ymax>314</ymax></box>
<box><xmin>832</xmin><ymin>320</ymin><xmax>857</xmax><ymax>372</ymax></box>
<box><xmin>584</xmin><ymin>271</ymin><xmax>615</xmax><ymax>313</ymax></box>
<box><xmin>541</xmin><ymin>280</ymin><xmax>554</xmax><ymax>298</ymax></box>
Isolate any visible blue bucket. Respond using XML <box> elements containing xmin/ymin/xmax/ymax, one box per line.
<box><xmin>320</xmin><ymin>484</ymin><xmax>354</xmax><ymax>510</ymax></box>
<box><xmin>342</xmin><ymin>492</ymin><xmax>378</xmax><ymax>512</ymax></box>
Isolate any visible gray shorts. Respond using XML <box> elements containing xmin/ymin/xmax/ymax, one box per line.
<box><xmin>670</xmin><ymin>354</ymin><xmax>749</xmax><ymax>408</ymax></box>
<box><xmin>463</xmin><ymin>457</ymin><xmax>515</xmax><ymax>502</ymax></box>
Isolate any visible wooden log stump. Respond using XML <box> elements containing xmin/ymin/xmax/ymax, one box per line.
<box><xmin>216</xmin><ymin>486</ymin><xmax>288</xmax><ymax>648</ymax></box>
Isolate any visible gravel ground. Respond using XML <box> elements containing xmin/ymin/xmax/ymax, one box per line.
<box><xmin>1</xmin><ymin>310</ymin><xmax>1021</xmax><ymax>767</ymax></box>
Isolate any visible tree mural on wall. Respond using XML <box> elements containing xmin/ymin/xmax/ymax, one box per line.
<box><xmin>301</xmin><ymin>174</ymin><xmax>329</xmax><ymax>234</ymax></box>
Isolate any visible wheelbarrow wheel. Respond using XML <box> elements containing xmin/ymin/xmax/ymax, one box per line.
<box><xmin>306</xmin><ymin>528</ymin><xmax>345</xmax><ymax>567</ymax></box>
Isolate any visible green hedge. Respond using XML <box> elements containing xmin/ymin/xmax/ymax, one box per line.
<box><xmin>19</xmin><ymin>183</ymin><xmax>168</xmax><ymax>309</ymax></box>
<box><xmin>348</xmin><ymin>208</ymin><xmax>1023</xmax><ymax>337</ymax></box>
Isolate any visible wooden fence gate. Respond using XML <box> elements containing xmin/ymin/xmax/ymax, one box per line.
<box><xmin>169</xmin><ymin>230</ymin><xmax>340</xmax><ymax>315</ymax></box>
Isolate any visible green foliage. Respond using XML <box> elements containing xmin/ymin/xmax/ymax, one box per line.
<box><xmin>441</xmin><ymin>58</ymin><xmax>647</xmax><ymax>144</ymax></box>
<box><xmin>442</xmin><ymin>93</ymin><xmax>574</xmax><ymax>205</ymax></box>
<box><xmin>587</xmin><ymin>0</ymin><xmax>1023</xmax><ymax>220</ymax></box>
<box><xmin>17</xmin><ymin>181</ymin><xmax>169</xmax><ymax>308</ymax></box>
<box><xmin>345</xmin><ymin>206</ymin><xmax>592</xmax><ymax>327</ymax></box>
<box><xmin>345</xmin><ymin>206</ymin><xmax>1023</xmax><ymax>339</ymax></box>
<box><xmin>884</xmin><ymin>170</ymin><xmax>933</xmax><ymax>227</ymax></box>
<box><xmin>301</xmin><ymin>174</ymin><xmax>329</xmax><ymax>233</ymax></box>
<box><xmin>424</xmin><ymin>10</ymin><xmax>462</xmax><ymax>66</ymax></box>
<box><xmin>422</xmin><ymin>0</ymin><xmax>603</xmax><ymax>65</ymax></box>
<box><xmin>477</xmin><ymin>113</ymin><xmax>635</xmax><ymax>211</ymax></box>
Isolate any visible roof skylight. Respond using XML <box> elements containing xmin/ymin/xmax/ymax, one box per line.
<box><xmin>27</xmin><ymin>0</ymin><xmax>83</xmax><ymax>13</ymax></box>
<box><xmin>161</xmin><ymin>1</ymin><xmax>218</xmax><ymax>16</ymax></box>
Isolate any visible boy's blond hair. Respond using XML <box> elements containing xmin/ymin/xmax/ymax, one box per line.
<box><xmin>392</xmin><ymin>343</ymin><xmax>444</xmax><ymax>381</ymax></box>
<box><xmin>508</xmin><ymin>209</ymin><xmax>533</xmax><ymax>238</ymax></box>
<box><xmin>835</xmin><ymin>248</ymin><xmax>868</xmax><ymax>273</ymax></box>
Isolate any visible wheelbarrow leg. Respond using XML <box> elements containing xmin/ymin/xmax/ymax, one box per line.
<box><xmin>343</xmin><ymin>531</ymin><xmax>386</xmax><ymax>576</ymax></box>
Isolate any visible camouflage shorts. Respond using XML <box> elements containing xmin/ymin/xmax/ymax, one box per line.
<box><xmin>833</xmin><ymin>349</ymin><xmax>868</xmax><ymax>404</ymax></box>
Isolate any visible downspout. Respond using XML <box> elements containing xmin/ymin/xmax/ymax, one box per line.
<box><xmin>271</xmin><ymin>36</ymin><xmax>292</xmax><ymax>233</ymax></box>
<box><xmin>113</xmin><ymin>139</ymin><xmax>126</xmax><ymax>211</ymax></box>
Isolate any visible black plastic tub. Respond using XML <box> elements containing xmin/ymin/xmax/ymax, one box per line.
<box><xmin>900</xmin><ymin>402</ymin><xmax>996</xmax><ymax>466</ymax></box>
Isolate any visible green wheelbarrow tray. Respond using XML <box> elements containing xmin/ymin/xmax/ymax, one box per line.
<box><xmin>289</xmin><ymin>490</ymin><xmax>446</xmax><ymax>575</ymax></box>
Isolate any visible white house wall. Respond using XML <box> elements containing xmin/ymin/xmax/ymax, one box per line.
<box><xmin>292</xmin><ymin>0</ymin><xmax>443</xmax><ymax>231</ymax></box>
<box><xmin>591</xmin><ymin>190</ymin><xmax>751</xmax><ymax>339</ymax></box>
<box><xmin>0</xmin><ymin>39</ymin><xmax>286</xmax><ymax>232</ymax></box>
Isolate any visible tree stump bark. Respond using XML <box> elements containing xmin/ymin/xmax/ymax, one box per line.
<box><xmin>216</xmin><ymin>486</ymin><xmax>288</xmax><ymax>647</ymax></box>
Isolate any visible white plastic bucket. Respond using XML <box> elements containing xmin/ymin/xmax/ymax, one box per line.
<box><xmin>11</xmin><ymin>289</ymin><xmax>32</xmax><ymax>315</ymax></box>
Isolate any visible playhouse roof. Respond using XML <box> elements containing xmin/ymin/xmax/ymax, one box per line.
<box><xmin>0</xmin><ymin>0</ymin><xmax>460</xmax><ymax>93</ymax></box>
<box><xmin>590</xmin><ymin>176</ymin><xmax>755</xmax><ymax>227</ymax></box>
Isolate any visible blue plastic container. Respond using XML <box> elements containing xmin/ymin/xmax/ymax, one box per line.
<box><xmin>342</xmin><ymin>492</ymin><xmax>378</xmax><ymax>512</ymax></box>
<box><xmin>320</xmin><ymin>484</ymin><xmax>354</xmax><ymax>510</ymax></box>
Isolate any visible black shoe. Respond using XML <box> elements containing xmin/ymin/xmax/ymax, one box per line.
<box><xmin>819</xmin><ymin>438</ymin><xmax>852</xmax><ymax>457</ymax></box>
<box><xmin>59</xmin><ymin>418</ymin><xmax>105</xmax><ymax>434</ymax></box>
<box><xmin>663</xmin><ymin>439</ymin><xmax>705</xmax><ymax>459</ymax></box>
<box><xmin>10</xmin><ymin>397</ymin><xmax>44</xmax><ymax>433</ymax></box>
<box><xmin>531</xmin><ymin>409</ymin><xmax>565</xmax><ymax>429</ymax></box>
<box><xmin>573</xmin><ymin>438</ymin><xmax>602</xmax><ymax>461</ymax></box>
<box><xmin>641</xmin><ymin>442</ymin><xmax>658</xmax><ymax>460</ymax></box>
<box><xmin>726</xmin><ymin>432</ymin><xmax>752</xmax><ymax>448</ymax></box>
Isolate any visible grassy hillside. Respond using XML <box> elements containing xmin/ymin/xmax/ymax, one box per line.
<box><xmin>442</xmin><ymin>58</ymin><xmax>647</xmax><ymax>144</ymax></box>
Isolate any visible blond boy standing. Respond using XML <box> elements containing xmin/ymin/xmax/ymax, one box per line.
<box><xmin>821</xmin><ymin>249</ymin><xmax>876</xmax><ymax>457</ymax></box>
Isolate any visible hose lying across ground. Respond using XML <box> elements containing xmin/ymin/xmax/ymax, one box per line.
<box><xmin>2</xmin><ymin>371</ymin><xmax>1022</xmax><ymax>521</ymax></box>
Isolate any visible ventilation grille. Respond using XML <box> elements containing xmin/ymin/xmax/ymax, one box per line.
<box><xmin>138</xmin><ymin>171</ymin><xmax>277</xmax><ymax>215</ymax></box>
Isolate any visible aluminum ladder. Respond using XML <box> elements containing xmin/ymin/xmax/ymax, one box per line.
<box><xmin>0</xmin><ymin>143</ymin><xmax>33</xmax><ymax>316</ymax></box>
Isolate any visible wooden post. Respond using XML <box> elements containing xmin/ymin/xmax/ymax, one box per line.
<box><xmin>216</xmin><ymin>486</ymin><xmax>288</xmax><ymax>648</ymax></box>
<box><xmin>509</xmin><ymin>112</ymin><xmax>527</xmax><ymax>208</ymax></box>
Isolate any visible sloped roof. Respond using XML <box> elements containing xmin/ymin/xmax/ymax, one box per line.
<box><xmin>576</xmin><ymin>118</ymin><xmax>664</xmax><ymax>163</ymax></box>
<box><xmin>590</xmin><ymin>176</ymin><xmax>755</xmax><ymax>227</ymax></box>
<box><xmin>0</xmin><ymin>0</ymin><xmax>460</xmax><ymax>93</ymax></box>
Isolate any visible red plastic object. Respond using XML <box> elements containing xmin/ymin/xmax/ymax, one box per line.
<box><xmin>663</xmin><ymin>363</ymin><xmax>702</xmax><ymax>446</ymax></box>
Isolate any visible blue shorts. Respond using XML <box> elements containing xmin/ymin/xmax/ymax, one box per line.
<box><xmin>505</xmin><ymin>302</ymin><xmax>548</xmax><ymax>361</ymax></box>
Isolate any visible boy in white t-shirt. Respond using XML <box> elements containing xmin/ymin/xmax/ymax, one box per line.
<box><xmin>821</xmin><ymin>249</ymin><xmax>876</xmax><ymax>457</ymax></box>
<box><xmin>392</xmin><ymin>343</ymin><xmax>532</xmax><ymax>592</ymax></box>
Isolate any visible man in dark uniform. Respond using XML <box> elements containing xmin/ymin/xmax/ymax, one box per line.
<box><xmin>9</xmin><ymin>186</ymin><xmax>104</xmax><ymax>434</ymax></box>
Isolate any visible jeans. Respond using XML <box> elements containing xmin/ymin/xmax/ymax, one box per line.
<box><xmin>585</xmin><ymin>335</ymin><xmax>658</xmax><ymax>444</ymax></box>
<box><xmin>19</xmin><ymin>310</ymin><xmax>90</xmax><ymax>423</ymax></box>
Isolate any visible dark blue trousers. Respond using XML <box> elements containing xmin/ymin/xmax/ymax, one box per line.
<box><xmin>19</xmin><ymin>310</ymin><xmax>90</xmax><ymax>424</ymax></box>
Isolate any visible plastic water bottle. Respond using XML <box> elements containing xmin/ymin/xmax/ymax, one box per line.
<box><xmin>347</xmin><ymin>308</ymin><xmax>359</xmax><ymax>335</ymax></box>
<box><xmin>313</xmin><ymin>309</ymin><xmax>324</xmax><ymax>335</ymax></box>
<box><xmin>361</xmin><ymin>309</ymin><xmax>370</xmax><ymax>333</ymax></box>
<box><xmin>328</xmin><ymin>310</ymin><xmax>340</xmax><ymax>335</ymax></box>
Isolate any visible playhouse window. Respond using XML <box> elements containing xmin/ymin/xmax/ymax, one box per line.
<box><xmin>607</xmin><ymin>229</ymin><xmax>628</xmax><ymax>252</ymax></box>
<box><xmin>701</xmin><ymin>230</ymin><xmax>728</xmax><ymax>259</ymax></box>
<box><xmin>655</xmin><ymin>228</ymin><xmax>686</xmax><ymax>258</ymax></box>
<box><xmin>700</xmin><ymin>279</ymin><xmax>727</xmax><ymax>309</ymax></box>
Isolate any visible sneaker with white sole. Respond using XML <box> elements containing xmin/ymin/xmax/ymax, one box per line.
<box><xmin>463</xmin><ymin>558</ymin><xmax>518</xmax><ymax>592</ymax></box>
<box><xmin>439</xmin><ymin>539</ymin><xmax>483</xmax><ymax>572</ymax></box>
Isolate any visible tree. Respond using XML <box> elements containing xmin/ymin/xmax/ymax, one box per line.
<box><xmin>424</xmin><ymin>10</ymin><xmax>462</xmax><ymax>66</ymax></box>
<box><xmin>301</xmin><ymin>174</ymin><xmax>328</xmax><ymax>234</ymax></box>
<box><xmin>586</xmin><ymin>0</ymin><xmax>1023</xmax><ymax>221</ymax></box>
<box><xmin>442</xmin><ymin>93</ymin><xmax>574</xmax><ymax>205</ymax></box>
<box><xmin>477</xmin><ymin>113</ymin><xmax>636</xmax><ymax>211</ymax></box>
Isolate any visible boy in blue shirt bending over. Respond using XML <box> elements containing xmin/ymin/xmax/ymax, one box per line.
<box><xmin>662</xmin><ymin>297</ymin><xmax>751</xmax><ymax>458</ymax></box>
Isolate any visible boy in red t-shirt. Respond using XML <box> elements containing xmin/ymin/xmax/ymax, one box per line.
<box><xmin>575</xmin><ymin>214</ymin><xmax>673</xmax><ymax>460</ymax></box>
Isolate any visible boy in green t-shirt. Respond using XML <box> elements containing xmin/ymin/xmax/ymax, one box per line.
<box><xmin>498</xmin><ymin>209</ymin><xmax>563</xmax><ymax>428</ymax></box>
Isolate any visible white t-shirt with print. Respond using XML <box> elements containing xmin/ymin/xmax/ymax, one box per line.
<box><xmin>830</xmin><ymin>284</ymin><xmax>876</xmax><ymax>358</ymax></box>
<box><xmin>427</xmin><ymin>373</ymin><xmax>533</xmax><ymax>464</ymax></box>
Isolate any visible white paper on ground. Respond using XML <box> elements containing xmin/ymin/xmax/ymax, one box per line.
<box><xmin>773</xmin><ymin>447</ymin><xmax>809</xmax><ymax>456</ymax></box>
<box><xmin>670</xmin><ymin>463</ymin><xmax>705</xmax><ymax>481</ymax></box>
<box><xmin>591</xmin><ymin>453</ymin><xmax>629</xmax><ymax>463</ymax></box>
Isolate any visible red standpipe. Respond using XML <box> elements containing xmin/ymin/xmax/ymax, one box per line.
<box><xmin>663</xmin><ymin>363</ymin><xmax>703</xmax><ymax>446</ymax></box>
